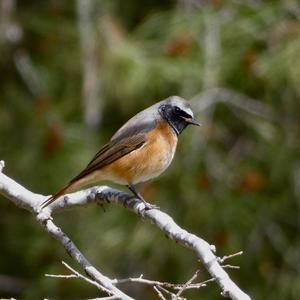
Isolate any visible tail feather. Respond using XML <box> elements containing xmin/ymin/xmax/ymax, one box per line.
<box><xmin>40</xmin><ymin>183</ymin><xmax>73</xmax><ymax>209</ymax></box>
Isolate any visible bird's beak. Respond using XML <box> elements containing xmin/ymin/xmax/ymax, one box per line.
<box><xmin>182</xmin><ymin>116</ymin><xmax>201</xmax><ymax>126</ymax></box>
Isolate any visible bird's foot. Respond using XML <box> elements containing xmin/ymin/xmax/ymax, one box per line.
<box><xmin>127</xmin><ymin>184</ymin><xmax>159</xmax><ymax>210</ymax></box>
<box><xmin>140</xmin><ymin>199</ymin><xmax>160</xmax><ymax>211</ymax></box>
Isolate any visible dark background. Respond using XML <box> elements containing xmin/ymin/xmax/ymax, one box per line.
<box><xmin>1</xmin><ymin>0</ymin><xmax>300</xmax><ymax>299</ymax></box>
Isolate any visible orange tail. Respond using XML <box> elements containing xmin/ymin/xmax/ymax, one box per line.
<box><xmin>40</xmin><ymin>183</ymin><xmax>73</xmax><ymax>208</ymax></box>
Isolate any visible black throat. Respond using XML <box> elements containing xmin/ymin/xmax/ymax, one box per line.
<box><xmin>159</xmin><ymin>105</ymin><xmax>188</xmax><ymax>136</ymax></box>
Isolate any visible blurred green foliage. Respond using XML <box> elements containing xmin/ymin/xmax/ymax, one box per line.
<box><xmin>1</xmin><ymin>0</ymin><xmax>300</xmax><ymax>299</ymax></box>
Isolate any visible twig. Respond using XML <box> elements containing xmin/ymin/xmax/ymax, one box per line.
<box><xmin>45</xmin><ymin>274</ymin><xmax>77</xmax><ymax>279</ymax></box>
<box><xmin>61</xmin><ymin>261</ymin><xmax>107</xmax><ymax>291</ymax></box>
<box><xmin>113</xmin><ymin>273</ymin><xmax>211</xmax><ymax>291</ymax></box>
<box><xmin>113</xmin><ymin>275</ymin><xmax>179</xmax><ymax>288</ymax></box>
<box><xmin>154</xmin><ymin>286</ymin><xmax>167</xmax><ymax>300</ymax></box>
<box><xmin>184</xmin><ymin>277</ymin><xmax>216</xmax><ymax>289</ymax></box>
<box><xmin>176</xmin><ymin>270</ymin><xmax>199</xmax><ymax>297</ymax></box>
<box><xmin>222</xmin><ymin>265</ymin><xmax>241</xmax><ymax>270</ymax></box>
<box><xmin>155</xmin><ymin>285</ymin><xmax>180</xmax><ymax>299</ymax></box>
<box><xmin>218</xmin><ymin>251</ymin><xmax>244</xmax><ymax>263</ymax></box>
<box><xmin>49</xmin><ymin>268</ymin><xmax>213</xmax><ymax>298</ymax></box>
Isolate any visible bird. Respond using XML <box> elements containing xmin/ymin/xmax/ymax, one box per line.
<box><xmin>40</xmin><ymin>96</ymin><xmax>200</xmax><ymax>209</ymax></box>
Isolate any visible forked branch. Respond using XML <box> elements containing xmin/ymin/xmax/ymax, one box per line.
<box><xmin>0</xmin><ymin>160</ymin><xmax>251</xmax><ymax>300</ymax></box>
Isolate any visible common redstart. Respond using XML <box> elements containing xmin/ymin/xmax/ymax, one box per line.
<box><xmin>41</xmin><ymin>96</ymin><xmax>200</xmax><ymax>209</ymax></box>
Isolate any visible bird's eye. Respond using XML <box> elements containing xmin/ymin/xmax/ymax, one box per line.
<box><xmin>174</xmin><ymin>106</ymin><xmax>180</xmax><ymax>114</ymax></box>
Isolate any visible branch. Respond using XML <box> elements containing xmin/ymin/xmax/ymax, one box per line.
<box><xmin>48</xmin><ymin>261</ymin><xmax>107</xmax><ymax>291</ymax></box>
<box><xmin>0</xmin><ymin>162</ymin><xmax>132</xmax><ymax>300</ymax></box>
<box><xmin>47</xmin><ymin>262</ymin><xmax>215</xmax><ymax>299</ymax></box>
<box><xmin>0</xmin><ymin>161</ymin><xmax>251</xmax><ymax>300</ymax></box>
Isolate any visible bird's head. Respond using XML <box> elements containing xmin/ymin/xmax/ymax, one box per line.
<box><xmin>159</xmin><ymin>96</ymin><xmax>201</xmax><ymax>136</ymax></box>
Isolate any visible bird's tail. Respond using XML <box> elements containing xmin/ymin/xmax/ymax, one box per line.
<box><xmin>40</xmin><ymin>183</ymin><xmax>74</xmax><ymax>209</ymax></box>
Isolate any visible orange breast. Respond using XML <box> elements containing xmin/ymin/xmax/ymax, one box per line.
<box><xmin>102</xmin><ymin>121</ymin><xmax>178</xmax><ymax>185</ymax></box>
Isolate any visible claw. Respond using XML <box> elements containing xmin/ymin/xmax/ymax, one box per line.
<box><xmin>127</xmin><ymin>184</ymin><xmax>159</xmax><ymax>210</ymax></box>
<box><xmin>142</xmin><ymin>201</ymin><xmax>160</xmax><ymax>211</ymax></box>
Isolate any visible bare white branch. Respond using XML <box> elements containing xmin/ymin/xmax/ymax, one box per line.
<box><xmin>0</xmin><ymin>161</ymin><xmax>251</xmax><ymax>300</ymax></box>
<box><xmin>60</xmin><ymin>261</ymin><xmax>108</xmax><ymax>291</ymax></box>
<box><xmin>0</xmin><ymin>166</ymin><xmax>133</xmax><ymax>300</ymax></box>
<box><xmin>153</xmin><ymin>286</ymin><xmax>167</xmax><ymax>300</ymax></box>
<box><xmin>113</xmin><ymin>272</ymin><xmax>210</xmax><ymax>291</ymax></box>
<box><xmin>155</xmin><ymin>285</ymin><xmax>179</xmax><ymax>299</ymax></box>
<box><xmin>45</xmin><ymin>274</ymin><xmax>77</xmax><ymax>279</ymax></box>
<box><xmin>176</xmin><ymin>269</ymin><xmax>199</xmax><ymax>297</ymax></box>
<box><xmin>222</xmin><ymin>265</ymin><xmax>241</xmax><ymax>270</ymax></box>
<box><xmin>218</xmin><ymin>251</ymin><xmax>244</xmax><ymax>264</ymax></box>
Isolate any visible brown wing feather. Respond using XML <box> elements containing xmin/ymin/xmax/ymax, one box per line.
<box><xmin>40</xmin><ymin>120</ymin><xmax>156</xmax><ymax>208</ymax></box>
<box><xmin>40</xmin><ymin>134</ymin><xmax>146</xmax><ymax>208</ymax></box>
<box><xmin>70</xmin><ymin>134</ymin><xmax>146</xmax><ymax>183</ymax></box>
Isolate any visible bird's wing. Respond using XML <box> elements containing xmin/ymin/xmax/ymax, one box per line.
<box><xmin>69</xmin><ymin>121</ymin><xmax>156</xmax><ymax>184</ymax></box>
<box><xmin>40</xmin><ymin>120</ymin><xmax>157</xmax><ymax>208</ymax></box>
<box><xmin>41</xmin><ymin>136</ymin><xmax>147</xmax><ymax>208</ymax></box>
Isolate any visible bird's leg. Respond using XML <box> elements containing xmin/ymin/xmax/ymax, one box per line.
<box><xmin>126</xmin><ymin>184</ymin><xmax>159</xmax><ymax>210</ymax></box>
